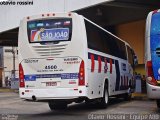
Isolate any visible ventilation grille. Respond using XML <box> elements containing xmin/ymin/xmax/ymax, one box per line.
<box><xmin>156</xmin><ymin>47</ymin><xmax>160</xmax><ymax>57</ymax></box>
<box><xmin>32</xmin><ymin>44</ymin><xmax>67</xmax><ymax>57</ymax></box>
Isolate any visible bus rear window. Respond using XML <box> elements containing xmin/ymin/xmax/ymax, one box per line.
<box><xmin>27</xmin><ymin>18</ymin><xmax>72</xmax><ymax>43</ymax></box>
<box><xmin>151</xmin><ymin>13</ymin><xmax>160</xmax><ymax>35</ymax></box>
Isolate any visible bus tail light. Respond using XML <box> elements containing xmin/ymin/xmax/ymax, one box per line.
<box><xmin>78</xmin><ymin>60</ymin><xmax>85</xmax><ymax>86</ymax></box>
<box><xmin>146</xmin><ymin>61</ymin><xmax>157</xmax><ymax>86</ymax></box>
<box><xmin>19</xmin><ymin>63</ymin><xmax>25</xmax><ymax>88</ymax></box>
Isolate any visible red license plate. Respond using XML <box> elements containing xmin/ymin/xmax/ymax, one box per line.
<box><xmin>46</xmin><ymin>82</ymin><xmax>57</xmax><ymax>86</ymax></box>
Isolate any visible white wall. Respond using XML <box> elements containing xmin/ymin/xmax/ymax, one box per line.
<box><xmin>3</xmin><ymin>47</ymin><xmax>18</xmax><ymax>72</ymax></box>
<box><xmin>0</xmin><ymin>0</ymin><xmax>110</xmax><ymax>33</ymax></box>
<box><xmin>2</xmin><ymin>47</ymin><xmax>18</xmax><ymax>87</ymax></box>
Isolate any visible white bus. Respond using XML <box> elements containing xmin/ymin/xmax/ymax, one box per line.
<box><xmin>145</xmin><ymin>9</ymin><xmax>160</xmax><ymax>108</ymax></box>
<box><xmin>18</xmin><ymin>12</ymin><xmax>137</xmax><ymax>110</ymax></box>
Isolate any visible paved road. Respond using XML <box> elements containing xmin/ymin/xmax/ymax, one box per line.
<box><xmin>0</xmin><ymin>92</ymin><xmax>160</xmax><ymax>120</ymax></box>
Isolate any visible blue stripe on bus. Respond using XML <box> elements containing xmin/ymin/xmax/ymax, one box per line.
<box><xmin>61</xmin><ymin>73</ymin><xmax>79</xmax><ymax>79</ymax></box>
<box><xmin>88</xmin><ymin>52</ymin><xmax>114</xmax><ymax>64</ymax></box>
<box><xmin>24</xmin><ymin>73</ymin><xmax>78</xmax><ymax>81</ymax></box>
<box><xmin>115</xmin><ymin>60</ymin><xmax>120</xmax><ymax>91</ymax></box>
<box><xmin>25</xmin><ymin>75</ymin><xmax>36</xmax><ymax>81</ymax></box>
<box><xmin>36</xmin><ymin>74</ymin><xmax>61</xmax><ymax>78</ymax></box>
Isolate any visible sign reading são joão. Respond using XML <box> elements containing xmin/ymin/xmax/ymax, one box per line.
<box><xmin>0</xmin><ymin>0</ymin><xmax>33</xmax><ymax>5</ymax></box>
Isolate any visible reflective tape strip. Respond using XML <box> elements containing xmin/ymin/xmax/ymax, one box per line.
<box><xmin>121</xmin><ymin>76</ymin><xmax>123</xmax><ymax>86</ymax></box>
<box><xmin>104</xmin><ymin>58</ymin><xmax>108</xmax><ymax>73</ymax></box>
<box><xmin>90</xmin><ymin>54</ymin><xmax>95</xmax><ymax>72</ymax></box>
<box><xmin>98</xmin><ymin>56</ymin><xmax>102</xmax><ymax>73</ymax></box>
<box><xmin>126</xmin><ymin>76</ymin><xmax>129</xmax><ymax>87</ymax></box>
<box><xmin>124</xmin><ymin>76</ymin><xmax>126</xmax><ymax>86</ymax></box>
<box><xmin>110</xmin><ymin>59</ymin><xmax>112</xmax><ymax>74</ymax></box>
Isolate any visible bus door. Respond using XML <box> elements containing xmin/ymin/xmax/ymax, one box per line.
<box><xmin>126</xmin><ymin>46</ymin><xmax>134</xmax><ymax>89</ymax></box>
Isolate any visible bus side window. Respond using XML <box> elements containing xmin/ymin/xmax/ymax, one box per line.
<box><xmin>127</xmin><ymin>46</ymin><xmax>134</xmax><ymax>68</ymax></box>
<box><xmin>85</xmin><ymin>19</ymin><xmax>127</xmax><ymax>60</ymax></box>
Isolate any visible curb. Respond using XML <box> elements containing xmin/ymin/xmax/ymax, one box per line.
<box><xmin>132</xmin><ymin>93</ymin><xmax>148</xmax><ymax>100</ymax></box>
<box><xmin>0</xmin><ymin>88</ymin><xmax>19</xmax><ymax>93</ymax></box>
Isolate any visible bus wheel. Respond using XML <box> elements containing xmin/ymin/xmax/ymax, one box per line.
<box><xmin>156</xmin><ymin>99</ymin><xmax>160</xmax><ymax>108</ymax></box>
<box><xmin>48</xmin><ymin>101</ymin><xmax>67</xmax><ymax>110</ymax></box>
<box><xmin>98</xmin><ymin>84</ymin><xmax>109</xmax><ymax>108</ymax></box>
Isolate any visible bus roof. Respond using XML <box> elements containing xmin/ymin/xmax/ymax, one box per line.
<box><xmin>22</xmin><ymin>12</ymin><xmax>132</xmax><ymax>48</ymax></box>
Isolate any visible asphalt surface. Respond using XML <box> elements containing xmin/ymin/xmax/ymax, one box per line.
<box><xmin>0</xmin><ymin>92</ymin><xmax>160</xmax><ymax>120</ymax></box>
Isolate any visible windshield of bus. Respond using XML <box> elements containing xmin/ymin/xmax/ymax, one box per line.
<box><xmin>27</xmin><ymin>18</ymin><xmax>72</xmax><ymax>43</ymax></box>
<box><xmin>151</xmin><ymin>12</ymin><xmax>160</xmax><ymax>35</ymax></box>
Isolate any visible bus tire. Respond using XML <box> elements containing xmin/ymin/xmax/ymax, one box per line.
<box><xmin>156</xmin><ymin>99</ymin><xmax>160</xmax><ymax>108</ymax></box>
<box><xmin>98</xmin><ymin>83</ymin><xmax>109</xmax><ymax>108</ymax></box>
<box><xmin>48</xmin><ymin>101</ymin><xmax>67</xmax><ymax>110</ymax></box>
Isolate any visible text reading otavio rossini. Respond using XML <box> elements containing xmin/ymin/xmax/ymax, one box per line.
<box><xmin>0</xmin><ymin>0</ymin><xmax>33</xmax><ymax>5</ymax></box>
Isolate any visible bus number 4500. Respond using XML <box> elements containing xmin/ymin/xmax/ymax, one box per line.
<box><xmin>45</xmin><ymin>65</ymin><xmax>57</xmax><ymax>69</ymax></box>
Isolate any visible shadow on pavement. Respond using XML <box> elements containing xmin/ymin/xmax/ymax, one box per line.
<box><xmin>27</xmin><ymin>97</ymin><xmax>129</xmax><ymax>116</ymax></box>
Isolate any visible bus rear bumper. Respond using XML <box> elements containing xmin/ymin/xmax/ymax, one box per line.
<box><xmin>19</xmin><ymin>87</ymin><xmax>87</xmax><ymax>101</ymax></box>
<box><xmin>147</xmin><ymin>83</ymin><xmax>160</xmax><ymax>99</ymax></box>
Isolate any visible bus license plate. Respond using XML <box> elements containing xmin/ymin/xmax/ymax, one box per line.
<box><xmin>46</xmin><ymin>82</ymin><xmax>57</xmax><ymax>86</ymax></box>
